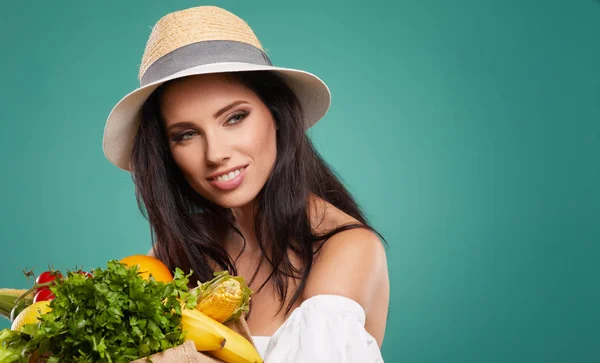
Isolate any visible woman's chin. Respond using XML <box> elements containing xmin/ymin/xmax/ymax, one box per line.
<box><xmin>211</xmin><ymin>192</ymin><xmax>256</xmax><ymax>210</ymax></box>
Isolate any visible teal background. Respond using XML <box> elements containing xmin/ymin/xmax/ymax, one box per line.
<box><xmin>1</xmin><ymin>1</ymin><xmax>599</xmax><ymax>361</ymax></box>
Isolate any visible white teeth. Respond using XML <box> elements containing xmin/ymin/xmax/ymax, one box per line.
<box><xmin>213</xmin><ymin>167</ymin><xmax>246</xmax><ymax>182</ymax></box>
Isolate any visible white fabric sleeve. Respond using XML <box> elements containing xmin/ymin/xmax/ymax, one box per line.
<box><xmin>262</xmin><ymin>294</ymin><xmax>384</xmax><ymax>363</ymax></box>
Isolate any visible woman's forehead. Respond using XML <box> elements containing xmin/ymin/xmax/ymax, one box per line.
<box><xmin>159</xmin><ymin>74</ymin><xmax>257</xmax><ymax>121</ymax></box>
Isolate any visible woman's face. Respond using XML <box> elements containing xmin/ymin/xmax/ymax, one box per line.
<box><xmin>159</xmin><ymin>73</ymin><xmax>277</xmax><ymax>209</ymax></box>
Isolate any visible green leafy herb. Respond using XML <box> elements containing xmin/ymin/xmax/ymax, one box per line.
<box><xmin>0</xmin><ymin>329</ymin><xmax>30</xmax><ymax>363</ymax></box>
<box><xmin>3</xmin><ymin>260</ymin><xmax>199</xmax><ymax>363</ymax></box>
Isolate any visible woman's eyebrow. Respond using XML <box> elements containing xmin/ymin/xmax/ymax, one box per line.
<box><xmin>213</xmin><ymin>100</ymin><xmax>248</xmax><ymax>119</ymax></box>
<box><xmin>167</xmin><ymin>121</ymin><xmax>196</xmax><ymax>132</ymax></box>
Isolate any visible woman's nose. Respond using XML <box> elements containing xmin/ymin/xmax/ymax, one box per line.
<box><xmin>204</xmin><ymin>131</ymin><xmax>231</xmax><ymax>165</ymax></box>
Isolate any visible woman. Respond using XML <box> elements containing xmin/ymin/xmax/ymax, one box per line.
<box><xmin>103</xmin><ymin>5</ymin><xmax>389</xmax><ymax>362</ymax></box>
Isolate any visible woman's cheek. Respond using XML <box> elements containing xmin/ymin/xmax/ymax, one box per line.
<box><xmin>247</xmin><ymin>118</ymin><xmax>276</xmax><ymax>156</ymax></box>
<box><xmin>172</xmin><ymin>145</ymin><xmax>204</xmax><ymax>177</ymax></box>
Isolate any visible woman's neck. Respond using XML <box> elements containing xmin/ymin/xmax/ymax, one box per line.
<box><xmin>229</xmin><ymin>200</ymin><xmax>261</xmax><ymax>254</ymax></box>
<box><xmin>227</xmin><ymin>193</ymin><xmax>325</xmax><ymax>257</ymax></box>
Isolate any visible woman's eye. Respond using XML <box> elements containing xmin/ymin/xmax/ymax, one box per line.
<box><xmin>225</xmin><ymin>111</ymin><xmax>248</xmax><ymax>125</ymax></box>
<box><xmin>174</xmin><ymin>130</ymin><xmax>197</xmax><ymax>142</ymax></box>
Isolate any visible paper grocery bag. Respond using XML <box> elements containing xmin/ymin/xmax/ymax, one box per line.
<box><xmin>130</xmin><ymin>315</ymin><xmax>256</xmax><ymax>363</ymax></box>
<box><xmin>130</xmin><ymin>340</ymin><xmax>205</xmax><ymax>363</ymax></box>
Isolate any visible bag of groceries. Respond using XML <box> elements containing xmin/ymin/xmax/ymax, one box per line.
<box><xmin>131</xmin><ymin>316</ymin><xmax>255</xmax><ymax>363</ymax></box>
<box><xmin>0</xmin><ymin>256</ymin><xmax>262</xmax><ymax>363</ymax></box>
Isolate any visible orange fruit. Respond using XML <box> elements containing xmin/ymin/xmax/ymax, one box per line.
<box><xmin>119</xmin><ymin>255</ymin><xmax>173</xmax><ymax>283</ymax></box>
<box><xmin>11</xmin><ymin>301</ymin><xmax>51</xmax><ymax>331</ymax></box>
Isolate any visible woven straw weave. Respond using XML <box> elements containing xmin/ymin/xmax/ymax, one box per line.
<box><xmin>139</xmin><ymin>6</ymin><xmax>264</xmax><ymax>81</ymax></box>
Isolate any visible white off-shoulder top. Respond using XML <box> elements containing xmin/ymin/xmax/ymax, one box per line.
<box><xmin>250</xmin><ymin>294</ymin><xmax>384</xmax><ymax>362</ymax></box>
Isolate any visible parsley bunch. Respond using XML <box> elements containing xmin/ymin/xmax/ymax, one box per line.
<box><xmin>21</xmin><ymin>260</ymin><xmax>198</xmax><ymax>362</ymax></box>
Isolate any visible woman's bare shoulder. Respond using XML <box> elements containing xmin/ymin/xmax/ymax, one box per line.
<box><xmin>302</xmin><ymin>198</ymin><xmax>389</xmax><ymax>346</ymax></box>
<box><xmin>303</xmin><ymin>224</ymin><xmax>388</xmax><ymax>308</ymax></box>
<box><xmin>304</xmin><ymin>196</ymin><xmax>389</xmax><ymax>310</ymax></box>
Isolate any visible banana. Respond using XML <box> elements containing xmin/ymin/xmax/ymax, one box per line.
<box><xmin>181</xmin><ymin>308</ymin><xmax>263</xmax><ymax>363</ymax></box>
<box><xmin>206</xmin><ymin>319</ymin><xmax>263</xmax><ymax>363</ymax></box>
<box><xmin>0</xmin><ymin>288</ymin><xmax>33</xmax><ymax>321</ymax></box>
<box><xmin>181</xmin><ymin>308</ymin><xmax>227</xmax><ymax>351</ymax></box>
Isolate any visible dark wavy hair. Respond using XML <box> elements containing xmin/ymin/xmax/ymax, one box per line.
<box><xmin>131</xmin><ymin>71</ymin><xmax>383</xmax><ymax>314</ymax></box>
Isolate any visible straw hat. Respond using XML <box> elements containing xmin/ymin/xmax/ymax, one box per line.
<box><xmin>103</xmin><ymin>5</ymin><xmax>331</xmax><ymax>171</ymax></box>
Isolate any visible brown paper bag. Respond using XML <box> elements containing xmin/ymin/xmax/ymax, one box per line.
<box><xmin>130</xmin><ymin>315</ymin><xmax>256</xmax><ymax>363</ymax></box>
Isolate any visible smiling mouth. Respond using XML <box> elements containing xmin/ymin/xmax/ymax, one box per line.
<box><xmin>208</xmin><ymin>165</ymin><xmax>248</xmax><ymax>182</ymax></box>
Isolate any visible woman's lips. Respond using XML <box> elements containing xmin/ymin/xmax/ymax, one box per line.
<box><xmin>208</xmin><ymin>165</ymin><xmax>248</xmax><ymax>191</ymax></box>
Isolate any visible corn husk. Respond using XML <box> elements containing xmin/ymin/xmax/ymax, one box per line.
<box><xmin>195</xmin><ymin>271</ymin><xmax>252</xmax><ymax>324</ymax></box>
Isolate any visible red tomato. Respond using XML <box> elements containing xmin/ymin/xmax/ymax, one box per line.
<box><xmin>36</xmin><ymin>271</ymin><xmax>62</xmax><ymax>284</ymax></box>
<box><xmin>33</xmin><ymin>288</ymin><xmax>55</xmax><ymax>303</ymax></box>
<box><xmin>78</xmin><ymin>271</ymin><xmax>93</xmax><ymax>278</ymax></box>
<box><xmin>35</xmin><ymin>271</ymin><xmax>62</xmax><ymax>293</ymax></box>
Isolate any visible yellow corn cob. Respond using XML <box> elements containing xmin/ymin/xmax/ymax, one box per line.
<box><xmin>197</xmin><ymin>279</ymin><xmax>243</xmax><ymax>323</ymax></box>
<box><xmin>0</xmin><ymin>289</ymin><xmax>30</xmax><ymax>296</ymax></box>
<box><xmin>195</xmin><ymin>271</ymin><xmax>252</xmax><ymax>324</ymax></box>
<box><xmin>0</xmin><ymin>288</ymin><xmax>33</xmax><ymax>299</ymax></box>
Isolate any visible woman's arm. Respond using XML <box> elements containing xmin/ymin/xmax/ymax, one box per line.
<box><xmin>302</xmin><ymin>227</ymin><xmax>390</xmax><ymax>347</ymax></box>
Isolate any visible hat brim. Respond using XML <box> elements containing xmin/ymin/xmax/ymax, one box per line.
<box><xmin>102</xmin><ymin>62</ymin><xmax>331</xmax><ymax>171</ymax></box>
